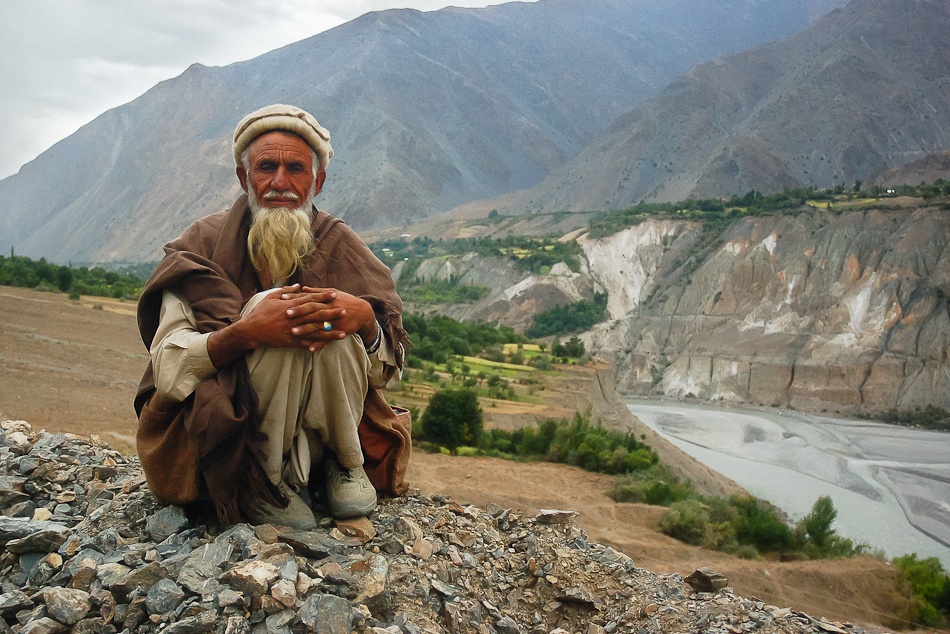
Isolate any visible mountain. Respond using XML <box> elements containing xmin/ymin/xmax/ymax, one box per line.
<box><xmin>870</xmin><ymin>151</ymin><xmax>950</xmax><ymax>188</ymax></box>
<box><xmin>0</xmin><ymin>0</ymin><xmax>845</xmax><ymax>263</ymax></box>
<box><xmin>488</xmin><ymin>0</ymin><xmax>950</xmax><ymax>215</ymax></box>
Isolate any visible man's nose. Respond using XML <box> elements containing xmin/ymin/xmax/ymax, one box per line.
<box><xmin>271</xmin><ymin>165</ymin><xmax>290</xmax><ymax>188</ymax></box>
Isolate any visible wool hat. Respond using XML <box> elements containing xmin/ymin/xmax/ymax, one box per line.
<box><xmin>232</xmin><ymin>104</ymin><xmax>334</xmax><ymax>170</ymax></box>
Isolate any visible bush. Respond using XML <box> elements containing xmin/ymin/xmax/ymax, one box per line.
<box><xmin>729</xmin><ymin>494</ymin><xmax>791</xmax><ymax>553</ymax></box>
<box><xmin>659</xmin><ymin>499</ymin><xmax>709</xmax><ymax>545</ymax></box>
<box><xmin>893</xmin><ymin>554</ymin><xmax>950</xmax><ymax>628</ymax></box>
<box><xmin>421</xmin><ymin>387</ymin><xmax>483</xmax><ymax>453</ymax></box>
<box><xmin>612</xmin><ymin>466</ymin><xmax>695</xmax><ymax>506</ymax></box>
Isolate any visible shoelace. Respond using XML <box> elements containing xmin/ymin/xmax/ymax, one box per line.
<box><xmin>336</xmin><ymin>467</ymin><xmax>357</xmax><ymax>484</ymax></box>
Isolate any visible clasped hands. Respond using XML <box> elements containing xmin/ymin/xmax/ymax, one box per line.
<box><xmin>244</xmin><ymin>283</ymin><xmax>377</xmax><ymax>353</ymax></box>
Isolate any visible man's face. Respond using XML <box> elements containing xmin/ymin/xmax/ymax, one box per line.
<box><xmin>238</xmin><ymin>131</ymin><xmax>325</xmax><ymax>207</ymax></box>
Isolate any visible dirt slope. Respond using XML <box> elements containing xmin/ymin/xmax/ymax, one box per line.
<box><xmin>0</xmin><ymin>287</ymin><xmax>921</xmax><ymax>630</ymax></box>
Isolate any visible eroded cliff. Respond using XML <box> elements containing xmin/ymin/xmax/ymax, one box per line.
<box><xmin>410</xmin><ymin>200</ymin><xmax>950</xmax><ymax>414</ymax></box>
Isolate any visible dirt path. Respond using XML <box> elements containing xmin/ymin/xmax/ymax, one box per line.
<box><xmin>0</xmin><ymin>287</ymin><xmax>919</xmax><ymax>630</ymax></box>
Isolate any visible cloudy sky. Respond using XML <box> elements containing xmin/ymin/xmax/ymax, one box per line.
<box><xmin>0</xmin><ymin>0</ymin><xmax>531</xmax><ymax>180</ymax></box>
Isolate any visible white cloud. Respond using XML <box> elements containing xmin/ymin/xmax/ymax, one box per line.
<box><xmin>0</xmin><ymin>0</ymin><xmax>528</xmax><ymax>179</ymax></box>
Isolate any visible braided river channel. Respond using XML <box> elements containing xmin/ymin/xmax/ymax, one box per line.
<box><xmin>626</xmin><ymin>400</ymin><xmax>950</xmax><ymax>566</ymax></box>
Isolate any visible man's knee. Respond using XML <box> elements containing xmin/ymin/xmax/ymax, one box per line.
<box><xmin>317</xmin><ymin>334</ymin><xmax>368</xmax><ymax>367</ymax></box>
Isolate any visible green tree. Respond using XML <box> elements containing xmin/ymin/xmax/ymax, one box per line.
<box><xmin>893</xmin><ymin>554</ymin><xmax>950</xmax><ymax>627</ymax></box>
<box><xmin>801</xmin><ymin>495</ymin><xmax>837</xmax><ymax>549</ymax></box>
<box><xmin>421</xmin><ymin>387</ymin><xmax>483</xmax><ymax>454</ymax></box>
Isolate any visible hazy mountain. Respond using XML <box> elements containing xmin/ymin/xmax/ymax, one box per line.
<box><xmin>870</xmin><ymin>151</ymin><xmax>950</xmax><ymax>188</ymax></box>
<box><xmin>0</xmin><ymin>0</ymin><xmax>844</xmax><ymax>263</ymax></box>
<box><xmin>490</xmin><ymin>0</ymin><xmax>950</xmax><ymax>214</ymax></box>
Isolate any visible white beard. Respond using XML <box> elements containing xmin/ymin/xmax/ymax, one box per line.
<box><xmin>247</xmin><ymin>187</ymin><xmax>316</xmax><ymax>283</ymax></box>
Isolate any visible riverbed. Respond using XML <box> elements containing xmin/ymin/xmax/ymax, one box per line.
<box><xmin>627</xmin><ymin>400</ymin><xmax>950</xmax><ymax>566</ymax></box>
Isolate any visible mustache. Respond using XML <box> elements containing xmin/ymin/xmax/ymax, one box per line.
<box><xmin>262</xmin><ymin>190</ymin><xmax>300</xmax><ymax>201</ymax></box>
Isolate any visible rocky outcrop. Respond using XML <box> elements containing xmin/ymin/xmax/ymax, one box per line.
<box><xmin>403</xmin><ymin>255</ymin><xmax>598</xmax><ymax>333</ymax></box>
<box><xmin>582</xmin><ymin>204</ymin><xmax>950</xmax><ymax>414</ymax></box>
<box><xmin>0</xmin><ymin>421</ymin><xmax>884</xmax><ymax>633</ymax></box>
<box><xmin>422</xmin><ymin>202</ymin><xmax>950</xmax><ymax>414</ymax></box>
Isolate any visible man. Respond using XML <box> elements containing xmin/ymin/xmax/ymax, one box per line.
<box><xmin>134</xmin><ymin>104</ymin><xmax>411</xmax><ymax>530</ymax></box>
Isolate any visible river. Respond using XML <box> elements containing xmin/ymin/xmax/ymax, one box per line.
<box><xmin>626</xmin><ymin>400</ymin><xmax>950</xmax><ymax>567</ymax></box>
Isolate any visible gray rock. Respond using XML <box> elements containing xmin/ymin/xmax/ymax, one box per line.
<box><xmin>496</xmin><ymin>616</ymin><xmax>521</xmax><ymax>634</ymax></box>
<box><xmin>145</xmin><ymin>578</ymin><xmax>186</xmax><ymax>615</ymax></box>
<box><xmin>0</xmin><ymin>488</ymin><xmax>30</xmax><ymax>506</ymax></box>
<box><xmin>187</xmin><ymin>540</ymin><xmax>233</xmax><ymax>570</ymax></box>
<box><xmin>6</xmin><ymin>499</ymin><xmax>35</xmax><ymax>517</ymax></box>
<box><xmin>5</xmin><ymin>525</ymin><xmax>70</xmax><ymax>554</ymax></box>
<box><xmin>18</xmin><ymin>617</ymin><xmax>68</xmax><ymax>634</ymax></box>
<box><xmin>94</xmin><ymin>562</ymin><xmax>131</xmax><ymax>588</ymax></box>
<box><xmin>147</xmin><ymin>506</ymin><xmax>190</xmax><ymax>542</ymax></box>
<box><xmin>535</xmin><ymin>509</ymin><xmax>579</xmax><ymax>525</ymax></box>
<box><xmin>218</xmin><ymin>588</ymin><xmax>246</xmax><ymax>608</ymax></box>
<box><xmin>26</xmin><ymin>556</ymin><xmax>57</xmax><ymax>588</ymax></box>
<box><xmin>0</xmin><ymin>518</ymin><xmax>65</xmax><ymax>545</ymax></box>
<box><xmin>265</xmin><ymin>608</ymin><xmax>295</xmax><ymax>631</ymax></box>
<box><xmin>110</xmin><ymin>561</ymin><xmax>166</xmax><ymax>599</ymax></box>
<box><xmin>297</xmin><ymin>594</ymin><xmax>352</xmax><ymax>633</ymax></box>
<box><xmin>178</xmin><ymin>559</ymin><xmax>219</xmax><ymax>595</ymax></box>
<box><xmin>0</xmin><ymin>589</ymin><xmax>33</xmax><ymax>616</ymax></box>
<box><xmin>684</xmin><ymin>568</ymin><xmax>729</xmax><ymax>593</ymax></box>
<box><xmin>42</xmin><ymin>587</ymin><xmax>91</xmax><ymax>626</ymax></box>
<box><xmin>278</xmin><ymin>531</ymin><xmax>346</xmax><ymax>559</ymax></box>
<box><xmin>163</xmin><ymin>609</ymin><xmax>217</xmax><ymax>634</ymax></box>
<box><xmin>431</xmin><ymin>579</ymin><xmax>459</xmax><ymax>599</ymax></box>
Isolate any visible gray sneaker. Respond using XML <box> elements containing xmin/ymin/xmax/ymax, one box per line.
<box><xmin>323</xmin><ymin>460</ymin><xmax>377</xmax><ymax>519</ymax></box>
<box><xmin>244</xmin><ymin>482</ymin><xmax>318</xmax><ymax>531</ymax></box>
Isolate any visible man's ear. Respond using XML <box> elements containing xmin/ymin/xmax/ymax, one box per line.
<box><xmin>237</xmin><ymin>166</ymin><xmax>249</xmax><ymax>193</ymax></box>
<box><xmin>314</xmin><ymin>170</ymin><xmax>327</xmax><ymax>196</ymax></box>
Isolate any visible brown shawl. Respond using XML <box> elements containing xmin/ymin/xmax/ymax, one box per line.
<box><xmin>134</xmin><ymin>195</ymin><xmax>412</xmax><ymax>524</ymax></box>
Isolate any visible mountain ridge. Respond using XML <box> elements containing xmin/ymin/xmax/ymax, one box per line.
<box><xmin>0</xmin><ymin>0</ymin><xmax>844</xmax><ymax>263</ymax></box>
<box><xmin>484</xmin><ymin>0</ymin><xmax>950</xmax><ymax>216</ymax></box>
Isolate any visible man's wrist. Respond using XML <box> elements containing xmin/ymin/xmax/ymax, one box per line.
<box><xmin>365</xmin><ymin>320</ymin><xmax>382</xmax><ymax>354</ymax></box>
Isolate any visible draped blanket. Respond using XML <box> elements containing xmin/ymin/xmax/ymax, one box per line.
<box><xmin>134</xmin><ymin>195</ymin><xmax>412</xmax><ymax>524</ymax></box>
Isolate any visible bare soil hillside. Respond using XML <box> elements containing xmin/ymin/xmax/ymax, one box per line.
<box><xmin>0</xmin><ymin>287</ymin><xmax>920</xmax><ymax>631</ymax></box>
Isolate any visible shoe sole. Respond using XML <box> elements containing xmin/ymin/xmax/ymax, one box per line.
<box><xmin>330</xmin><ymin>499</ymin><xmax>377</xmax><ymax>519</ymax></box>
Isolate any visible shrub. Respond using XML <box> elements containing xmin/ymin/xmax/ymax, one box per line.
<box><xmin>420</xmin><ymin>387</ymin><xmax>483</xmax><ymax>454</ymax></box>
<box><xmin>729</xmin><ymin>494</ymin><xmax>791</xmax><ymax>553</ymax></box>
<box><xmin>659</xmin><ymin>499</ymin><xmax>709</xmax><ymax>545</ymax></box>
<box><xmin>893</xmin><ymin>554</ymin><xmax>950</xmax><ymax>628</ymax></box>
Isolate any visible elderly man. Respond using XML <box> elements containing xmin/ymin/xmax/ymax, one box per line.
<box><xmin>134</xmin><ymin>104</ymin><xmax>411</xmax><ymax>530</ymax></box>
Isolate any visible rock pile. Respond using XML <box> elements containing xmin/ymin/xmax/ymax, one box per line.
<box><xmin>0</xmin><ymin>421</ymin><xmax>880</xmax><ymax>634</ymax></box>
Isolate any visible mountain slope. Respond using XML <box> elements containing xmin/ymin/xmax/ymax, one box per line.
<box><xmin>870</xmin><ymin>150</ymin><xmax>950</xmax><ymax>188</ymax></box>
<box><xmin>0</xmin><ymin>0</ymin><xmax>843</xmax><ymax>263</ymax></box>
<box><xmin>493</xmin><ymin>0</ymin><xmax>950</xmax><ymax>214</ymax></box>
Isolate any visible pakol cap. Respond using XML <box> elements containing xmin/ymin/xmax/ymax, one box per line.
<box><xmin>233</xmin><ymin>104</ymin><xmax>333</xmax><ymax>170</ymax></box>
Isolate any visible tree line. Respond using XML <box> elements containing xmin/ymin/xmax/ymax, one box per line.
<box><xmin>0</xmin><ymin>252</ymin><xmax>144</xmax><ymax>300</ymax></box>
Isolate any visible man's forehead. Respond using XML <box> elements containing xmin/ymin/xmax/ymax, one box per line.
<box><xmin>248</xmin><ymin>131</ymin><xmax>313</xmax><ymax>158</ymax></box>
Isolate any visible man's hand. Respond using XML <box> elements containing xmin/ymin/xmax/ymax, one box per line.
<box><xmin>280</xmin><ymin>285</ymin><xmax>378</xmax><ymax>351</ymax></box>
<box><xmin>207</xmin><ymin>283</ymin><xmax>375</xmax><ymax>368</ymax></box>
